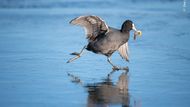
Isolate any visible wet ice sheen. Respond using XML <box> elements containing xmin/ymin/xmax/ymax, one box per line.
<box><xmin>0</xmin><ymin>0</ymin><xmax>190</xmax><ymax>107</ymax></box>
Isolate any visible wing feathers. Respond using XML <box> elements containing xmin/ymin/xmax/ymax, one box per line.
<box><xmin>70</xmin><ymin>15</ymin><xmax>109</xmax><ymax>41</ymax></box>
<box><xmin>118</xmin><ymin>42</ymin><xmax>129</xmax><ymax>62</ymax></box>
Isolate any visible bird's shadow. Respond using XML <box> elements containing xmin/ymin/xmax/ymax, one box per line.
<box><xmin>67</xmin><ymin>69</ymin><xmax>141</xmax><ymax>107</ymax></box>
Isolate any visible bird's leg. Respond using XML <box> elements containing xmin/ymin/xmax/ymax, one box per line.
<box><xmin>107</xmin><ymin>57</ymin><xmax>129</xmax><ymax>71</ymax></box>
<box><xmin>67</xmin><ymin>46</ymin><xmax>86</xmax><ymax>63</ymax></box>
<box><xmin>107</xmin><ymin>57</ymin><xmax>120</xmax><ymax>71</ymax></box>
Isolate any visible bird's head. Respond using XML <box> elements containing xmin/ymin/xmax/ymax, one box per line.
<box><xmin>121</xmin><ymin>20</ymin><xmax>142</xmax><ymax>40</ymax></box>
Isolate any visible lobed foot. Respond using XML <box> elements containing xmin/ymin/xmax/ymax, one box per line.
<box><xmin>70</xmin><ymin>52</ymin><xmax>80</xmax><ymax>56</ymax></box>
<box><xmin>112</xmin><ymin>66</ymin><xmax>129</xmax><ymax>71</ymax></box>
<box><xmin>112</xmin><ymin>66</ymin><xmax>120</xmax><ymax>71</ymax></box>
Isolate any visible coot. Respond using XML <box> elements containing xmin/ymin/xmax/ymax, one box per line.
<box><xmin>67</xmin><ymin>15</ymin><xmax>142</xmax><ymax>70</ymax></box>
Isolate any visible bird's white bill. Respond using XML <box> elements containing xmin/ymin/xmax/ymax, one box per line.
<box><xmin>132</xmin><ymin>24</ymin><xmax>142</xmax><ymax>40</ymax></box>
<box><xmin>132</xmin><ymin>24</ymin><xmax>138</xmax><ymax>31</ymax></box>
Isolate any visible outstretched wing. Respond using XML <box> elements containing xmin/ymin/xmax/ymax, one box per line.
<box><xmin>70</xmin><ymin>15</ymin><xmax>109</xmax><ymax>41</ymax></box>
<box><xmin>118</xmin><ymin>42</ymin><xmax>129</xmax><ymax>62</ymax></box>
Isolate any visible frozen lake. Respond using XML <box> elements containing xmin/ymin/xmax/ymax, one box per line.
<box><xmin>0</xmin><ymin>0</ymin><xmax>190</xmax><ymax>107</ymax></box>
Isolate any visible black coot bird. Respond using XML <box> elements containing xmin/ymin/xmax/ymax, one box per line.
<box><xmin>67</xmin><ymin>15</ymin><xmax>142</xmax><ymax>70</ymax></box>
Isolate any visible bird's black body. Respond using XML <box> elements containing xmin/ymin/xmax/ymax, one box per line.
<box><xmin>86</xmin><ymin>27</ymin><xmax>130</xmax><ymax>57</ymax></box>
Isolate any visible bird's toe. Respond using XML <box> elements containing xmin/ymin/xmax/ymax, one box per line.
<box><xmin>123</xmin><ymin>66</ymin><xmax>129</xmax><ymax>71</ymax></box>
<box><xmin>126</xmin><ymin>59</ymin><xmax>130</xmax><ymax>62</ymax></box>
<box><xmin>112</xmin><ymin>66</ymin><xmax>129</xmax><ymax>71</ymax></box>
<box><xmin>66</xmin><ymin>60</ymin><xmax>71</xmax><ymax>63</ymax></box>
<box><xmin>112</xmin><ymin>66</ymin><xmax>120</xmax><ymax>71</ymax></box>
<box><xmin>70</xmin><ymin>52</ymin><xmax>80</xmax><ymax>56</ymax></box>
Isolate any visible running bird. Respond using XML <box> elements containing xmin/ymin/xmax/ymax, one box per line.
<box><xmin>67</xmin><ymin>15</ymin><xmax>142</xmax><ymax>70</ymax></box>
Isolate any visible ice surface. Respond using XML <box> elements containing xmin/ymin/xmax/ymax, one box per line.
<box><xmin>0</xmin><ymin>0</ymin><xmax>190</xmax><ymax>107</ymax></box>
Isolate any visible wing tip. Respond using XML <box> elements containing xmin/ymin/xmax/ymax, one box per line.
<box><xmin>69</xmin><ymin>18</ymin><xmax>77</xmax><ymax>24</ymax></box>
<box><xmin>69</xmin><ymin>17</ymin><xmax>79</xmax><ymax>24</ymax></box>
<box><xmin>69</xmin><ymin>15</ymin><xmax>99</xmax><ymax>25</ymax></box>
<box><xmin>69</xmin><ymin>16</ymin><xmax>87</xmax><ymax>25</ymax></box>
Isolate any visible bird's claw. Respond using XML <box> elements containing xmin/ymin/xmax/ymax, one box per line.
<box><xmin>112</xmin><ymin>66</ymin><xmax>120</xmax><ymax>71</ymax></box>
<box><xmin>122</xmin><ymin>66</ymin><xmax>129</xmax><ymax>71</ymax></box>
<box><xmin>66</xmin><ymin>60</ymin><xmax>72</xmax><ymax>63</ymax></box>
<box><xmin>112</xmin><ymin>66</ymin><xmax>129</xmax><ymax>71</ymax></box>
<box><xmin>70</xmin><ymin>52</ymin><xmax>80</xmax><ymax>56</ymax></box>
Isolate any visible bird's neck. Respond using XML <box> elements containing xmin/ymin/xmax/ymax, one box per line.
<box><xmin>121</xmin><ymin>32</ymin><xmax>130</xmax><ymax>42</ymax></box>
<box><xmin>121</xmin><ymin>29</ymin><xmax>130</xmax><ymax>33</ymax></box>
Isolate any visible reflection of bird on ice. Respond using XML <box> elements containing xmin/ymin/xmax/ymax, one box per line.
<box><xmin>67</xmin><ymin>70</ymin><xmax>141</xmax><ymax>107</ymax></box>
<box><xmin>67</xmin><ymin>15</ymin><xmax>142</xmax><ymax>70</ymax></box>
